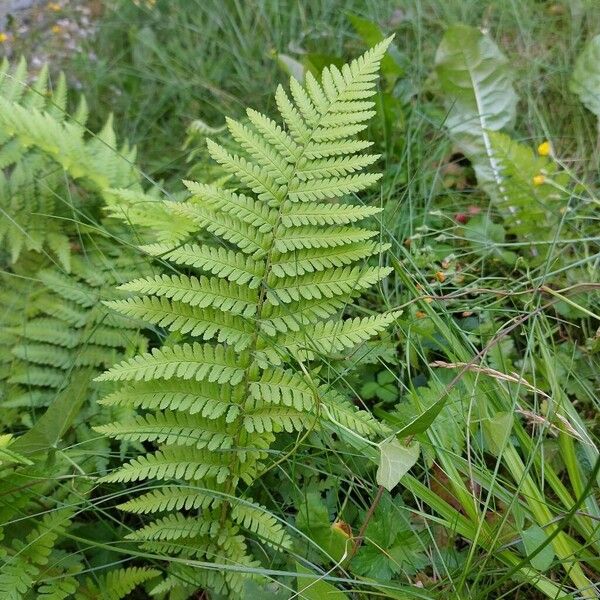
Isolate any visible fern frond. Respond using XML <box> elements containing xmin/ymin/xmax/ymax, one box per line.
<box><xmin>184</xmin><ymin>181</ymin><xmax>276</xmax><ymax>232</ymax></box>
<box><xmin>245</xmin><ymin>107</ymin><xmax>301</xmax><ymax>161</ymax></box>
<box><xmin>281</xmin><ymin>200</ymin><xmax>381</xmax><ymax>225</ymax></box>
<box><xmin>0</xmin><ymin>509</ymin><xmax>73</xmax><ymax>599</ymax></box>
<box><xmin>225</xmin><ymin>117</ymin><xmax>293</xmax><ymax>180</ymax></box>
<box><xmin>242</xmin><ymin>405</ymin><xmax>315</xmax><ymax>433</ymax></box>
<box><xmin>288</xmin><ymin>172</ymin><xmax>381</xmax><ymax>201</ymax></box>
<box><xmin>322</xmin><ymin>387</ymin><xmax>390</xmax><ymax>438</ymax></box>
<box><xmin>143</xmin><ymin>242</ymin><xmax>264</xmax><ymax>287</ymax></box>
<box><xmin>249</xmin><ymin>368</ymin><xmax>314</xmax><ymax>411</ymax></box>
<box><xmin>98</xmin><ymin>37</ymin><xmax>396</xmax><ymax>598</ymax></box>
<box><xmin>105</xmin><ymin>296</ymin><xmax>253</xmax><ymax>350</ymax></box>
<box><xmin>171</xmin><ymin>201</ymin><xmax>269</xmax><ymax>258</ymax></box>
<box><xmin>118</xmin><ymin>486</ymin><xmax>221</xmax><ymax>514</ymax></box>
<box><xmin>96</xmin><ymin>411</ymin><xmax>234</xmax><ymax>450</ymax></box>
<box><xmin>39</xmin><ymin>577</ymin><xmax>78</xmax><ymax>600</ymax></box>
<box><xmin>278</xmin><ymin>311</ymin><xmax>400</xmax><ymax>357</ymax></box>
<box><xmin>125</xmin><ymin>513</ymin><xmax>219</xmax><ymax>541</ymax></box>
<box><xmin>144</xmin><ymin>244</ymin><xmax>264</xmax><ymax>288</ymax></box>
<box><xmin>103</xmin><ymin>188</ymin><xmax>197</xmax><ymax>245</ymax></box>
<box><xmin>78</xmin><ymin>567</ymin><xmax>160</xmax><ymax>600</ymax></box>
<box><xmin>260</xmin><ymin>296</ymin><xmax>349</xmax><ymax>334</ymax></box>
<box><xmin>273</xmin><ymin>224</ymin><xmax>377</xmax><ymax>251</ymax></box>
<box><xmin>488</xmin><ymin>131</ymin><xmax>567</xmax><ymax>261</ymax></box>
<box><xmin>207</xmin><ymin>139</ymin><xmax>286</xmax><ymax>205</ymax></box>
<box><xmin>270</xmin><ymin>241</ymin><xmax>389</xmax><ymax>277</ymax></box>
<box><xmin>98</xmin><ymin>379</ymin><xmax>235</xmax><ymax>417</ymax></box>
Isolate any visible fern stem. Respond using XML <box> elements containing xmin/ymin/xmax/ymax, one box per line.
<box><xmin>219</xmin><ymin>66</ymin><xmax>366</xmax><ymax>529</ymax></box>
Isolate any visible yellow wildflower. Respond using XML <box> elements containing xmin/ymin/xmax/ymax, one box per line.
<box><xmin>533</xmin><ymin>174</ymin><xmax>545</xmax><ymax>186</ymax></box>
<box><xmin>48</xmin><ymin>2</ymin><xmax>61</xmax><ymax>11</ymax></box>
<box><xmin>51</xmin><ymin>24</ymin><xmax>62</xmax><ymax>34</ymax></box>
<box><xmin>0</xmin><ymin>33</ymin><xmax>8</xmax><ymax>43</ymax></box>
<box><xmin>434</xmin><ymin>271</ymin><xmax>446</xmax><ymax>283</ymax></box>
<box><xmin>537</xmin><ymin>141</ymin><xmax>551</xmax><ymax>156</ymax></box>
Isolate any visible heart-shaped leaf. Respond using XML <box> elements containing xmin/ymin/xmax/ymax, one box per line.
<box><xmin>376</xmin><ymin>439</ymin><xmax>420</xmax><ymax>491</ymax></box>
<box><xmin>522</xmin><ymin>524</ymin><xmax>555</xmax><ymax>572</ymax></box>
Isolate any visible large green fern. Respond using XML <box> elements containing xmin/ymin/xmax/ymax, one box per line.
<box><xmin>0</xmin><ymin>61</ymin><xmax>152</xmax><ymax>433</ymax></box>
<box><xmin>97</xmin><ymin>38</ymin><xmax>396</xmax><ymax>597</ymax></box>
<box><xmin>0</xmin><ymin>60</ymin><xmax>161</xmax><ymax>600</ymax></box>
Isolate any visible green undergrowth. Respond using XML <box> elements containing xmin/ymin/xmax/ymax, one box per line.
<box><xmin>0</xmin><ymin>1</ymin><xmax>598</xmax><ymax>599</ymax></box>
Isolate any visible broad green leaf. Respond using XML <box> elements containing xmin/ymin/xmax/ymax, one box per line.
<box><xmin>376</xmin><ymin>439</ymin><xmax>420</xmax><ymax>491</ymax></box>
<box><xmin>435</xmin><ymin>24</ymin><xmax>517</xmax><ymax>192</ymax></box>
<box><xmin>12</xmin><ymin>371</ymin><xmax>91</xmax><ymax>456</ymax></box>
<box><xmin>462</xmin><ymin>214</ymin><xmax>516</xmax><ymax>265</ymax></box>
<box><xmin>481</xmin><ymin>411</ymin><xmax>514</xmax><ymax>456</ymax></box>
<box><xmin>522</xmin><ymin>524</ymin><xmax>555</xmax><ymax>572</ymax></box>
<box><xmin>295</xmin><ymin>563</ymin><xmax>349</xmax><ymax>599</ymax></box>
<box><xmin>570</xmin><ymin>34</ymin><xmax>600</xmax><ymax>118</ymax></box>
<box><xmin>392</xmin><ymin>394</ymin><xmax>448</xmax><ymax>439</ymax></box>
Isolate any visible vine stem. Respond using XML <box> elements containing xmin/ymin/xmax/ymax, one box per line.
<box><xmin>350</xmin><ymin>484</ymin><xmax>385</xmax><ymax>558</ymax></box>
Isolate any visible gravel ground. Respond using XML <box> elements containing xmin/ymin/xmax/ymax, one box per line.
<box><xmin>0</xmin><ymin>0</ymin><xmax>100</xmax><ymax>77</ymax></box>
<box><xmin>1</xmin><ymin>1</ymin><xmax>45</xmax><ymax>29</ymax></box>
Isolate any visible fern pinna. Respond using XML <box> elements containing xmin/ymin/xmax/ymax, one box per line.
<box><xmin>97</xmin><ymin>38</ymin><xmax>396</xmax><ymax>597</ymax></box>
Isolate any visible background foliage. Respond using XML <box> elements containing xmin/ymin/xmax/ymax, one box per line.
<box><xmin>0</xmin><ymin>1</ymin><xmax>598</xmax><ymax>599</ymax></box>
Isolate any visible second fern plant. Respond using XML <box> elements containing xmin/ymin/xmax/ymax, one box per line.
<box><xmin>97</xmin><ymin>37</ymin><xmax>396</xmax><ymax>597</ymax></box>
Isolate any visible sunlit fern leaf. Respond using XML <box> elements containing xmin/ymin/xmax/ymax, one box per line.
<box><xmin>142</xmin><ymin>242</ymin><xmax>265</xmax><ymax>287</ymax></box>
<box><xmin>97</xmin><ymin>37</ymin><xmax>396</xmax><ymax>598</ymax></box>
<box><xmin>105</xmin><ymin>296</ymin><xmax>254</xmax><ymax>350</ymax></box>
<box><xmin>97</xmin><ymin>343</ymin><xmax>247</xmax><ymax>384</ymax></box>
<box><xmin>270</xmin><ymin>241</ymin><xmax>389</xmax><ymax>277</ymax></box>
<box><xmin>98</xmin><ymin>379</ymin><xmax>236</xmax><ymax>417</ymax></box>
<box><xmin>118</xmin><ymin>273</ymin><xmax>258</xmax><ymax>316</ymax></box>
